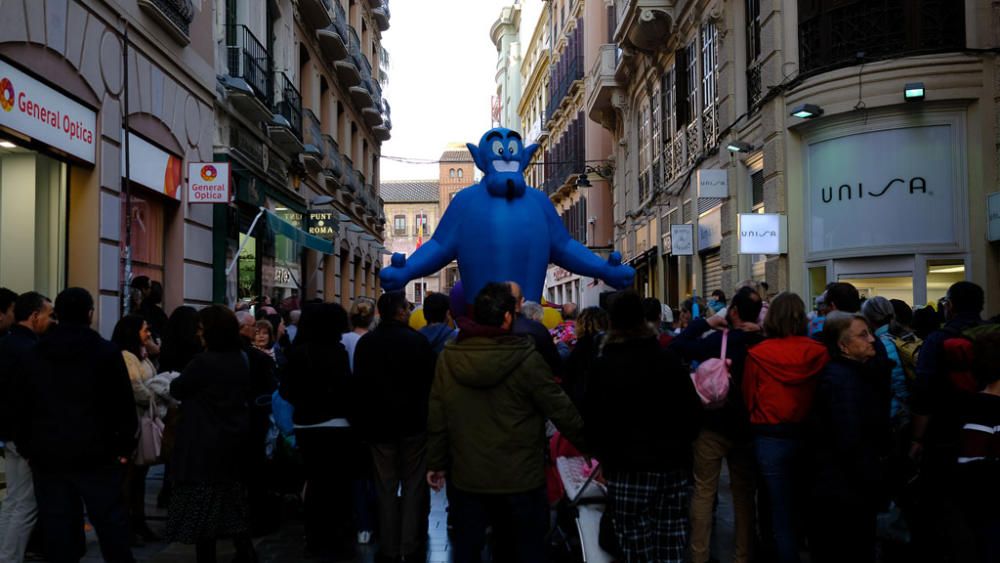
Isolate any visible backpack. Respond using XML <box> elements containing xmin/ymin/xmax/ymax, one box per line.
<box><xmin>941</xmin><ymin>322</ymin><xmax>1000</xmax><ymax>393</ymax></box>
<box><xmin>892</xmin><ymin>333</ymin><xmax>923</xmax><ymax>381</ymax></box>
<box><xmin>691</xmin><ymin>329</ymin><xmax>731</xmax><ymax>409</ymax></box>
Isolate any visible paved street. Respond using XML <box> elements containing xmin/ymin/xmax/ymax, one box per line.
<box><xmin>75</xmin><ymin>466</ymin><xmax>453</xmax><ymax>563</ymax></box>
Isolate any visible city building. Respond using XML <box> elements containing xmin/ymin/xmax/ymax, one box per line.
<box><xmin>380</xmin><ymin>179</ymin><xmax>440</xmax><ymax>305</ymax></box>
<box><xmin>212</xmin><ymin>0</ymin><xmax>392</xmax><ymax>310</ymax></box>
<box><xmin>0</xmin><ymin>0</ymin><xmax>217</xmax><ymax>335</ymax></box>
<box><xmin>491</xmin><ymin>4</ymin><xmax>523</xmax><ymax>131</ymax></box>
<box><xmin>537</xmin><ymin>0</ymin><xmax>618</xmax><ymax>308</ymax></box>
<box><xmin>599</xmin><ymin>0</ymin><xmax>999</xmax><ymax>312</ymax></box>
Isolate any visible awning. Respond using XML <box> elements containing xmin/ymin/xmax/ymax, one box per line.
<box><xmin>264</xmin><ymin>208</ymin><xmax>334</xmax><ymax>254</ymax></box>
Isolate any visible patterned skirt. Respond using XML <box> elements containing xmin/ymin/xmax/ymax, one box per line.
<box><xmin>166</xmin><ymin>481</ymin><xmax>250</xmax><ymax>544</ymax></box>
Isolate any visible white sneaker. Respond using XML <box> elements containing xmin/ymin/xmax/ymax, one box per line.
<box><xmin>357</xmin><ymin>530</ymin><xmax>373</xmax><ymax>544</ymax></box>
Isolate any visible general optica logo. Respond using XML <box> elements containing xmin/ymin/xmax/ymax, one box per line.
<box><xmin>200</xmin><ymin>164</ymin><xmax>218</xmax><ymax>182</ymax></box>
<box><xmin>0</xmin><ymin>78</ymin><xmax>14</xmax><ymax>112</ymax></box>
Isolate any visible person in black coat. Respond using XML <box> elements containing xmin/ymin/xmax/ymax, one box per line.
<box><xmin>584</xmin><ymin>291</ymin><xmax>703</xmax><ymax>563</ymax></box>
<box><xmin>16</xmin><ymin>288</ymin><xmax>137</xmax><ymax>563</ymax></box>
<box><xmin>166</xmin><ymin>305</ymin><xmax>257</xmax><ymax>563</ymax></box>
<box><xmin>808</xmin><ymin>312</ymin><xmax>892</xmax><ymax>563</ymax></box>
<box><xmin>561</xmin><ymin>306</ymin><xmax>608</xmax><ymax>409</ymax></box>
<box><xmin>353</xmin><ymin>291</ymin><xmax>436</xmax><ymax>562</ymax></box>
<box><xmin>669</xmin><ymin>287</ymin><xmax>764</xmax><ymax>563</ymax></box>
<box><xmin>279</xmin><ymin>302</ymin><xmax>360</xmax><ymax>560</ymax></box>
<box><xmin>507</xmin><ymin>281</ymin><xmax>563</xmax><ymax>376</ymax></box>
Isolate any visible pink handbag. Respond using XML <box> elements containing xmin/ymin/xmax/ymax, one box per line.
<box><xmin>691</xmin><ymin>329</ymin><xmax>732</xmax><ymax>409</ymax></box>
<box><xmin>134</xmin><ymin>396</ymin><xmax>164</xmax><ymax>466</ymax></box>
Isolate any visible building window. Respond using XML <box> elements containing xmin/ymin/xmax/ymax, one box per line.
<box><xmin>414</xmin><ymin>213</ymin><xmax>431</xmax><ymax>236</ymax></box>
<box><xmin>637</xmin><ymin>99</ymin><xmax>651</xmax><ymax>203</ymax></box>
<box><xmin>449</xmin><ymin>168</ymin><xmax>455</xmax><ymax>178</ymax></box>
<box><xmin>686</xmin><ymin>42</ymin><xmax>699</xmax><ymax>124</ymax></box>
<box><xmin>798</xmin><ymin>1</ymin><xmax>964</xmax><ymax>76</ymax></box>
<box><xmin>650</xmin><ymin>85</ymin><xmax>662</xmax><ymax>197</ymax></box>
<box><xmin>393</xmin><ymin>214</ymin><xmax>407</xmax><ymax>236</ymax></box>
<box><xmin>457</xmin><ymin>168</ymin><xmax>463</xmax><ymax>178</ymax></box>
<box><xmin>746</xmin><ymin>0</ymin><xmax>763</xmax><ymax>108</ymax></box>
<box><xmin>125</xmin><ymin>192</ymin><xmax>166</xmax><ymax>285</ymax></box>
<box><xmin>701</xmin><ymin>23</ymin><xmax>719</xmax><ymax>148</ymax></box>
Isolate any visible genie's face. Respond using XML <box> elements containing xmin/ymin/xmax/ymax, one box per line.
<box><xmin>467</xmin><ymin>128</ymin><xmax>539</xmax><ymax>199</ymax></box>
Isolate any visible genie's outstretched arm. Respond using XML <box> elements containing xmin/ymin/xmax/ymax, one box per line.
<box><xmin>537</xmin><ymin>192</ymin><xmax>635</xmax><ymax>289</ymax></box>
<box><xmin>379</xmin><ymin>192</ymin><xmax>464</xmax><ymax>291</ymax></box>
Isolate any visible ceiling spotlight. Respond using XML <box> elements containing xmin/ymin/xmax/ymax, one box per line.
<box><xmin>790</xmin><ymin>103</ymin><xmax>824</xmax><ymax>119</ymax></box>
<box><xmin>904</xmin><ymin>82</ymin><xmax>925</xmax><ymax>101</ymax></box>
<box><xmin>726</xmin><ymin>141</ymin><xmax>753</xmax><ymax>153</ymax></box>
<box><xmin>0</xmin><ymin>141</ymin><xmax>16</xmax><ymax>149</ymax></box>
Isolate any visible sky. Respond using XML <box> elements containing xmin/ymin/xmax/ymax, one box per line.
<box><xmin>379</xmin><ymin>0</ymin><xmax>512</xmax><ymax>181</ymax></box>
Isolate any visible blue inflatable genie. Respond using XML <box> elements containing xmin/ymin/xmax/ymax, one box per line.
<box><xmin>380</xmin><ymin>128</ymin><xmax>635</xmax><ymax>304</ymax></box>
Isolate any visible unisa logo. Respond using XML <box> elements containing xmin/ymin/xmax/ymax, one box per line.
<box><xmin>200</xmin><ymin>165</ymin><xmax>218</xmax><ymax>182</ymax></box>
<box><xmin>0</xmin><ymin>78</ymin><xmax>14</xmax><ymax>112</ymax></box>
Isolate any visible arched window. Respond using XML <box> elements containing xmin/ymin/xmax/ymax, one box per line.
<box><xmin>457</xmin><ymin>168</ymin><xmax>464</xmax><ymax>178</ymax></box>
<box><xmin>449</xmin><ymin>168</ymin><xmax>456</xmax><ymax>177</ymax></box>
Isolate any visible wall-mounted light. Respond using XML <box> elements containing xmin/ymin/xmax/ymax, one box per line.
<box><xmin>790</xmin><ymin>103</ymin><xmax>824</xmax><ymax>119</ymax></box>
<box><xmin>726</xmin><ymin>141</ymin><xmax>754</xmax><ymax>153</ymax></box>
<box><xmin>0</xmin><ymin>141</ymin><xmax>16</xmax><ymax>149</ymax></box>
<box><xmin>904</xmin><ymin>82</ymin><xmax>925</xmax><ymax>101</ymax></box>
<box><xmin>576</xmin><ymin>163</ymin><xmax>615</xmax><ymax>188</ymax></box>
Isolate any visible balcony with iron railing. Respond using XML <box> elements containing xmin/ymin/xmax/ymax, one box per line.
<box><xmin>586</xmin><ymin>43</ymin><xmax>621</xmax><ymax>129</ymax></box>
<box><xmin>138</xmin><ymin>0</ymin><xmax>195</xmax><ymax>44</ymax></box>
<box><xmin>351</xmin><ymin>54</ymin><xmax>376</xmax><ymax>109</ymax></box>
<box><xmin>268</xmin><ymin>72</ymin><xmax>304</xmax><ymax>154</ymax></box>
<box><xmin>373</xmin><ymin>0</ymin><xmax>390</xmax><ymax>31</ymax></box>
<box><xmin>317</xmin><ymin>0</ymin><xmax>350</xmax><ymax>62</ymax></box>
<box><xmin>301</xmin><ymin>109</ymin><xmax>324</xmax><ymax>172</ymax></box>
<box><xmin>746</xmin><ymin>62</ymin><xmax>763</xmax><ymax>109</ymax></box>
<box><xmin>334</xmin><ymin>27</ymin><xmax>363</xmax><ymax>86</ymax></box>
<box><xmin>224</xmin><ymin>25</ymin><xmax>273</xmax><ymax>120</ymax></box>
<box><xmin>341</xmin><ymin>155</ymin><xmax>357</xmax><ymax>195</ymax></box>
<box><xmin>299</xmin><ymin>0</ymin><xmax>333</xmax><ymax>30</ymax></box>
<box><xmin>322</xmin><ymin>136</ymin><xmax>343</xmax><ymax>190</ymax></box>
<box><xmin>546</xmin><ymin>54</ymin><xmax>584</xmax><ymax>122</ymax></box>
<box><xmin>374</xmin><ymin>98</ymin><xmax>391</xmax><ymax>141</ymax></box>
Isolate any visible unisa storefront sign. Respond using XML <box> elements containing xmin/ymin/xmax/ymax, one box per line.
<box><xmin>188</xmin><ymin>162</ymin><xmax>231</xmax><ymax>203</ymax></box>
<box><xmin>738</xmin><ymin>213</ymin><xmax>787</xmax><ymax>255</ymax></box>
<box><xmin>0</xmin><ymin>60</ymin><xmax>96</xmax><ymax>163</ymax></box>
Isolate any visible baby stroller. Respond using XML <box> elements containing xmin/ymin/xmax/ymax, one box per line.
<box><xmin>547</xmin><ymin>433</ymin><xmax>615</xmax><ymax>563</ymax></box>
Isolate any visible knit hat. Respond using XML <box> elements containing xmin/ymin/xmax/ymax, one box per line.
<box><xmin>861</xmin><ymin>296</ymin><xmax>894</xmax><ymax>327</ymax></box>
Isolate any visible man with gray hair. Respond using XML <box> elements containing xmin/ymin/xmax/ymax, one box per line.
<box><xmin>507</xmin><ymin>282</ymin><xmax>562</xmax><ymax>376</ymax></box>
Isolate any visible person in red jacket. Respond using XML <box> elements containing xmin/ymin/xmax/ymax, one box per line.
<box><xmin>743</xmin><ymin>292</ymin><xmax>829</xmax><ymax>563</ymax></box>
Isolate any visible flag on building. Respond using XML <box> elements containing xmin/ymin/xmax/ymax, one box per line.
<box><xmin>416</xmin><ymin>211</ymin><xmax>423</xmax><ymax>249</ymax></box>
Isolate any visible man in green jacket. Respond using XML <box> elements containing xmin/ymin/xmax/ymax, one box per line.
<box><xmin>426</xmin><ymin>282</ymin><xmax>585</xmax><ymax>563</ymax></box>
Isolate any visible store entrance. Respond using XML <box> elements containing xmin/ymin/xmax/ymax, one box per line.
<box><xmin>0</xmin><ymin>143</ymin><xmax>67</xmax><ymax>297</ymax></box>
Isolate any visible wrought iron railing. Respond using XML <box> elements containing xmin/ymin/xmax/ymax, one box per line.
<box><xmin>702</xmin><ymin>105</ymin><xmax>718</xmax><ymax>150</ymax></box>
<box><xmin>332</xmin><ymin>0</ymin><xmax>349</xmax><ymax>38</ymax></box>
<box><xmin>303</xmin><ymin>109</ymin><xmax>324</xmax><ymax>157</ymax></box>
<box><xmin>230</xmin><ymin>125</ymin><xmax>263</xmax><ymax>165</ymax></box>
<box><xmin>226</xmin><ymin>25</ymin><xmax>272</xmax><ymax>106</ymax></box>
<box><xmin>273</xmin><ymin>72</ymin><xmax>302</xmax><ymax>138</ymax></box>
<box><xmin>323</xmin><ymin>135</ymin><xmax>341</xmax><ymax>176</ymax></box>
<box><xmin>348</xmin><ymin>27</ymin><xmax>364</xmax><ymax>71</ymax></box>
<box><xmin>798</xmin><ymin>0</ymin><xmax>964</xmax><ymax>76</ymax></box>
<box><xmin>746</xmin><ymin>62</ymin><xmax>762</xmax><ymax>109</ymax></box>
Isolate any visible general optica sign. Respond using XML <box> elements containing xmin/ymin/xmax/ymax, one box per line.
<box><xmin>187</xmin><ymin>162</ymin><xmax>231</xmax><ymax>203</ymax></box>
<box><xmin>0</xmin><ymin>60</ymin><xmax>96</xmax><ymax>163</ymax></box>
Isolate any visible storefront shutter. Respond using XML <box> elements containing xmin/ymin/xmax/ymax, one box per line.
<box><xmin>701</xmin><ymin>249</ymin><xmax>722</xmax><ymax>294</ymax></box>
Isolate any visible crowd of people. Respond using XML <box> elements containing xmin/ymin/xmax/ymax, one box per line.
<box><xmin>0</xmin><ymin>275</ymin><xmax>997</xmax><ymax>563</ymax></box>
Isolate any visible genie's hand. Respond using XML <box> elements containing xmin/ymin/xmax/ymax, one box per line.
<box><xmin>379</xmin><ymin>253</ymin><xmax>408</xmax><ymax>291</ymax></box>
<box><xmin>603</xmin><ymin>252</ymin><xmax>635</xmax><ymax>290</ymax></box>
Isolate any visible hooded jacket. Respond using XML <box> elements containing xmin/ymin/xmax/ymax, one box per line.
<box><xmin>419</xmin><ymin>323</ymin><xmax>458</xmax><ymax>355</ymax></box>
<box><xmin>427</xmin><ymin>335</ymin><xmax>584</xmax><ymax>494</ymax></box>
<box><xmin>743</xmin><ymin>336</ymin><xmax>829</xmax><ymax>431</ymax></box>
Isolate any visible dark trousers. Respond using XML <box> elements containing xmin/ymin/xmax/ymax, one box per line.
<box><xmin>448</xmin><ymin>485</ymin><xmax>548</xmax><ymax>563</ymax></box>
<box><xmin>808</xmin><ymin>497</ymin><xmax>876</xmax><ymax>563</ymax></box>
<box><xmin>297</xmin><ymin>427</ymin><xmax>358</xmax><ymax>557</ymax></box>
<box><xmin>370</xmin><ymin>433</ymin><xmax>429</xmax><ymax>557</ymax></box>
<box><xmin>33</xmin><ymin>465</ymin><xmax>135</xmax><ymax>563</ymax></box>
<box><xmin>123</xmin><ymin>462</ymin><xmax>150</xmax><ymax>533</ymax></box>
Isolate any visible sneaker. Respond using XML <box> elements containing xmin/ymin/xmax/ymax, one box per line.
<box><xmin>357</xmin><ymin>530</ymin><xmax>373</xmax><ymax>544</ymax></box>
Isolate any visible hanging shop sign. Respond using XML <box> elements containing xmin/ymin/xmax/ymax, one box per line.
<box><xmin>670</xmin><ymin>224</ymin><xmax>694</xmax><ymax>256</ymax></box>
<box><xmin>738</xmin><ymin>213</ymin><xmax>787</xmax><ymax>255</ymax></box>
<box><xmin>306</xmin><ymin>210</ymin><xmax>338</xmax><ymax>240</ymax></box>
<box><xmin>989</xmin><ymin>192</ymin><xmax>1000</xmax><ymax>242</ymax></box>
<box><xmin>0</xmin><ymin>60</ymin><xmax>96</xmax><ymax>163</ymax></box>
<box><xmin>188</xmin><ymin>162</ymin><xmax>231</xmax><ymax>203</ymax></box>
<box><xmin>122</xmin><ymin>132</ymin><xmax>182</xmax><ymax>200</ymax></box>
<box><xmin>694</xmin><ymin>168</ymin><xmax>728</xmax><ymax>199</ymax></box>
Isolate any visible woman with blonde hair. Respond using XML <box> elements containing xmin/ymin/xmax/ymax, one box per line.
<box><xmin>341</xmin><ymin>297</ymin><xmax>376</xmax><ymax>373</ymax></box>
<box><xmin>743</xmin><ymin>292</ymin><xmax>830</xmax><ymax>563</ymax></box>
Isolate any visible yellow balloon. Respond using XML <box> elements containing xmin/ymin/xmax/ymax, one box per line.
<box><xmin>408</xmin><ymin>307</ymin><xmax>427</xmax><ymax>330</ymax></box>
<box><xmin>541</xmin><ymin>306</ymin><xmax>563</xmax><ymax>330</ymax></box>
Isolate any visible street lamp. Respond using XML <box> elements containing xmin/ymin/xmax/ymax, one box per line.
<box><xmin>790</xmin><ymin>103</ymin><xmax>824</xmax><ymax>119</ymax></box>
<box><xmin>576</xmin><ymin>162</ymin><xmax>615</xmax><ymax>188</ymax></box>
